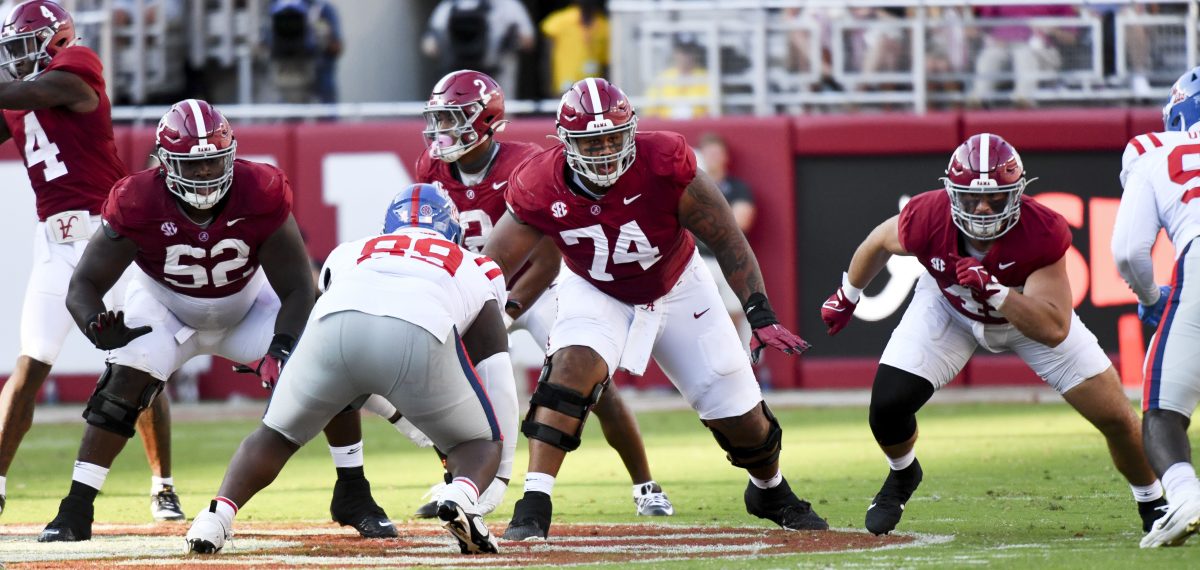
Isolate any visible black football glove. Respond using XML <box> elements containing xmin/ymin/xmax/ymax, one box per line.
<box><xmin>85</xmin><ymin>310</ymin><xmax>152</xmax><ymax>350</ymax></box>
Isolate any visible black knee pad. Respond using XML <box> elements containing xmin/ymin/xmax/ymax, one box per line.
<box><xmin>705</xmin><ymin>401</ymin><xmax>784</xmax><ymax>470</ymax></box>
<box><xmin>82</xmin><ymin>365</ymin><xmax>163</xmax><ymax>438</ymax></box>
<box><xmin>869</xmin><ymin>364</ymin><xmax>935</xmax><ymax>446</ymax></box>
<box><xmin>520</xmin><ymin>359</ymin><xmax>608</xmax><ymax>452</ymax></box>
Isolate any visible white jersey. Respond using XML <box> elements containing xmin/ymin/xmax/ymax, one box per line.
<box><xmin>316</xmin><ymin>227</ymin><xmax>507</xmax><ymax>341</ymax></box>
<box><xmin>1113</xmin><ymin>131</ymin><xmax>1200</xmax><ymax>305</ymax></box>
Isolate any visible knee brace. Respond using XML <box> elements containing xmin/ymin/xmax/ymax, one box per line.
<box><xmin>520</xmin><ymin>359</ymin><xmax>608</xmax><ymax>452</ymax></box>
<box><xmin>869</xmin><ymin>364</ymin><xmax>935</xmax><ymax>446</ymax></box>
<box><xmin>706</xmin><ymin>401</ymin><xmax>784</xmax><ymax>470</ymax></box>
<box><xmin>82</xmin><ymin>365</ymin><xmax>164</xmax><ymax>438</ymax></box>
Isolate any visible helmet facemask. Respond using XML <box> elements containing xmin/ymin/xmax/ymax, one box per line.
<box><xmin>559</xmin><ymin>115</ymin><xmax>637</xmax><ymax>187</ymax></box>
<box><xmin>944</xmin><ymin>176</ymin><xmax>1029</xmax><ymax>241</ymax></box>
<box><xmin>422</xmin><ymin>102</ymin><xmax>486</xmax><ymax>163</ymax></box>
<box><xmin>0</xmin><ymin>28</ymin><xmax>53</xmax><ymax>80</ymax></box>
<box><xmin>158</xmin><ymin>140</ymin><xmax>237</xmax><ymax>210</ymax></box>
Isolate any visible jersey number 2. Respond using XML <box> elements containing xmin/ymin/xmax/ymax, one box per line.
<box><xmin>560</xmin><ymin>221</ymin><xmax>662</xmax><ymax>282</ymax></box>
<box><xmin>23</xmin><ymin>113</ymin><xmax>67</xmax><ymax>182</ymax></box>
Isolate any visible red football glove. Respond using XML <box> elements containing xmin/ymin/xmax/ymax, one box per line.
<box><xmin>751</xmin><ymin>324</ymin><xmax>812</xmax><ymax>364</ymax></box>
<box><xmin>745</xmin><ymin>292</ymin><xmax>811</xmax><ymax>364</ymax></box>
<box><xmin>821</xmin><ymin>274</ymin><xmax>861</xmax><ymax>336</ymax></box>
<box><xmin>954</xmin><ymin>256</ymin><xmax>1010</xmax><ymax>305</ymax></box>
<box><xmin>233</xmin><ymin>334</ymin><xmax>295</xmax><ymax>391</ymax></box>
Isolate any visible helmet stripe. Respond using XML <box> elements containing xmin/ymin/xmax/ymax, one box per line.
<box><xmin>409</xmin><ymin>184</ymin><xmax>422</xmax><ymax>226</ymax></box>
<box><xmin>185</xmin><ymin>98</ymin><xmax>208</xmax><ymax>146</ymax></box>
<box><xmin>979</xmin><ymin>133</ymin><xmax>991</xmax><ymax>181</ymax></box>
<box><xmin>585</xmin><ymin>77</ymin><xmax>603</xmax><ymax>116</ymax></box>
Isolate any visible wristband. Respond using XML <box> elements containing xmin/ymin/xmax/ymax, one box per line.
<box><xmin>841</xmin><ymin>272</ymin><xmax>863</xmax><ymax>304</ymax></box>
<box><xmin>505</xmin><ymin>299</ymin><xmax>525</xmax><ymax>314</ymax></box>
<box><xmin>743</xmin><ymin>292</ymin><xmax>779</xmax><ymax>329</ymax></box>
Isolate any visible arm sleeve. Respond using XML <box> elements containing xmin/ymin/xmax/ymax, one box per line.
<box><xmin>1112</xmin><ymin>163</ymin><xmax>1164</xmax><ymax>305</ymax></box>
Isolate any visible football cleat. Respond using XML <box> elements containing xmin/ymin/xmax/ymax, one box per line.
<box><xmin>151</xmin><ymin>484</ymin><xmax>186</xmax><ymax>522</ymax></box>
<box><xmin>185</xmin><ymin>502</ymin><xmax>232</xmax><ymax>554</ymax></box>
<box><xmin>438</xmin><ymin>499</ymin><xmax>499</xmax><ymax>554</ymax></box>
<box><xmin>501</xmin><ymin>491</ymin><xmax>553</xmax><ymax>541</ymax></box>
<box><xmin>0</xmin><ymin>493</ymin><xmax>5</xmax><ymax>516</ymax></box>
<box><xmin>1141</xmin><ymin>495</ymin><xmax>1200</xmax><ymax>548</ymax></box>
<box><xmin>744</xmin><ymin>478</ymin><xmax>828</xmax><ymax>531</ymax></box>
<box><xmin>634</xmin><ymin>481</ymin><xmax>674</xmax><ymax>516</ymax></box>
<box><xmin>415</xmin><ymin>481</ymin><xmax>447</xmax><ymax>519</ymax></box>
<box><xmin>38</xmin><ymin>496</ymin><xmax>93</xmax><ymax>542</ymax></box>
<box><xmin>330</xmin><ymin>477</ymin><xmax>398</xmax><ymax>539</ymax></box>
<box><xmin>865</xmin><ymin>459</ymin><xmax>923</xmax><ymax>536</ymax></box>
<box><xmin>1139</xmin><ymin>497</ymin><xmax>1170</xmax><ymax>533</ymax></box>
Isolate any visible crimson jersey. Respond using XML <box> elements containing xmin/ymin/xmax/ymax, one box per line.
<box><xmin>898</xmin><ymin>190</ymin><xmax>1071</xmax><ymax>324</ymax></box>
<box><xmin>2</xmin><ymin>46</ymin><xmax>127</xmax><ymax>220</ymax></box>
<box><xmin>103</xmin><ymin>160</ymin><xmax>293</xmax><ymax>299</ymax></box>
<box><xmin>416</xmin><ymin>141</ymin><xmax>542</xmax><ymax>253</ymax></box>
<box><xmin>506</xmin><ymin>131</ymin><xmax>697</xmax><ymax>305</ymax></box>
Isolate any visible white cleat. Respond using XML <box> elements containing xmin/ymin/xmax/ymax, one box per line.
<box><xmin>1141</xmin><ymin>496</ymin><xmax>1200</xmax><ymax>548</ymax></box>
<box><xmin>634</xmin><ymin>482</ymin><xmax>675</xmax><ymax>517</ymax></box>
<box><xmin>185</xmin><ymin>503</ymin><xmax>232</xmax><ymax>554</ymax></box>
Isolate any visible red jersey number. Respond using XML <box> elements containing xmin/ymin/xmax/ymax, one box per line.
<box><xmin>164</xmin><ymin>239</ymin><xmax>251</xmax><ymax>289</ymax></box>
<box><xmin>23</xmin><ymin>113</ymin><xmax>67</xmax><ymax>181</ymax></box>
<box><xmin>357</xmin><ymin>234</ymin><xmax>464</xmax><ymax>275</ymax></box>
<box><xmin>560</xmin><ymin>221</ymin><xmax>662</xmax><ymax>282</ymax></box>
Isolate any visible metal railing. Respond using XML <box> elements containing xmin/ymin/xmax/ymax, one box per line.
<box><xmin>609</xmin><ymin>0</ymin><xmax>1200</xmax><ymax>115</ymax></box>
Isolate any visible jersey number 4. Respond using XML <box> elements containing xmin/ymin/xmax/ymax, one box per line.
<box><xmin>164</xmin><ymin>239</ymin><xmax>252</xmax><ymax>289</ymax></box>
<box><xmin>560</xmin><ymin>221</ymin><xmax>661</xmax><ymax>282</ymax></box>
<box><xmin>23</xmin><ymin>113</ymin><xmax>67</xmax><ymax>182</ymax></box>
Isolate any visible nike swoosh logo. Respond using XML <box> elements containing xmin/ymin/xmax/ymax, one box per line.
<box><xmin>822</xmin><ymin>300</ymin><xmax>845</xmax><ymax>312</ymax></box>
<box><xmin>998</xmin><ymin>261</ymin><xmax>1016</xmax><ymax>270</ymax></box>
<box><xmin>868</xmin><ymin>503</ymin><xmax>877</xmax><ymax>511</ymax></box>
<box><xmin>378</xmin><ymin>520</ymin><xmax>394</xmax><ymax>527</ymax></box>
<box><xmin>623</xmin><ymin>194</ymin><xmax>642</xmax><ymax>205</ymax></box>
<box><xmin>227</xmin><ymin>218</ymin><xmax>246</xmax><ymax>227</ymax></box>
<box><xmin>693</xmin><ymin>308</ymin><xmax>710</xmax><ymax>319</ymax></box>
<box><xmin>493</xmin><ymin>181</ymin><xmax>508</xmax><ymax>190</ymax></box>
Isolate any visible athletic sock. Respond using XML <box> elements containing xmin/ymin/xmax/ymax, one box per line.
<box><xmin>71</xmin><ymin>461</ymin><xmax>109</xmax><ymax>494</ymax></box>
<box><xmin>151</xmin><ymin>476</ymin><xmax>174</xmax><ymax>495</ymax></box>
<box><xmin>886</xmin><ymin>449</ymin><xmax>916</xmax><ymax>471</ymax></box>
<box><xmin>1163</xmin><ymin>462</ymin><xmax>1200</xmax><ymax>502</ymax></box>
<box><xmin>213</xmin><ymin>496</ymin><xmax>239</xmax><ymax>525</ymax></box>
<box><xmin>524</xmin><ymin>472</ymin><xmax>556</xmax><ymax>496</ymax></box>
<box><xmin>0</xmin><ymin>474</ymin><xmax>6</xmax><ymax>497</ymax></box>
<box><xmin>749</xmin><ymin>470</ymin><xmax>784</xmax><ymax>490</ymax></box>
<box><xmin>451</xmin><ymin>477</ymin><xmax>481</xmax><ymax>504</ymax></box>
<box><xmin>329</xmin><ymin>442</ymin><xmax>365</xmax><ymax>470</ymax></box>
<box><xmin>1132</xmin><ymin>480</ymin><xmax>1165</xmax><ymax>503</ymax></box>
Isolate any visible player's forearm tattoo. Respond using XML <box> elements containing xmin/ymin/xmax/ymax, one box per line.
<box><xmin>682</xmin><ymin>182</ymin><xmax>764</xmax><ymax>302</ymax></box>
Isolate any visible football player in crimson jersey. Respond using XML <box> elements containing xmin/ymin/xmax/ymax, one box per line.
<box><xmin>37</xmin><ymin>100</ymin><xmax>394</xmax><ymax>542</ymax></box>
<box><xmin>820</xmin><ymin>133</ymin><xmax>1161</xmax><ymax>536</ymax></box>
<box><xmin>1114</xmin><ymin>67</ymin><xmax>1200</xmax><ymax>548</ymax></box>
<box><xmin>0</xmin><ymin>0</ymin><xmax>178</xmax><ymax>522</ymax></box>
<box><xmin>483</xmin><ymin>77</ymin><xmax>825</xmax><ymax>539</ymax></box>
<box><xmin>364</xmin><ymin>70</ymin><xmax>673</xmax><ymax>519</ymax></box>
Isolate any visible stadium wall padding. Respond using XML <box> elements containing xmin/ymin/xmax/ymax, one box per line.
<box><xmin>0</xmin><ymin>109</ymin><xmax>1165</xmax><ymax>400</ymax></box>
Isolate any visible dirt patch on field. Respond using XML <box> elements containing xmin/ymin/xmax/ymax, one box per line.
<box><xmin>1</xmin><ymin>521</ymin><xmax>926</xmax><ymax>568</ymax></box>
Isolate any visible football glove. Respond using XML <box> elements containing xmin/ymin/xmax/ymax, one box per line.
<box><xmin>84</xmin><ymin>310</ymin><xmax>152</xmax><ymax>350</ymax></box>
<box><xmin>821</xmin><ymin>272</ymin><xmax>862</xmax><ymax>336</ymax></box>
<box><xmin>1138</xmin><ymin>285</ymin><xmax>1173</xmax><ymax>328</ymax></box>
<box><xmin>954</xmin><ymin>256</ymin><xmax>1010</xmax><ymax>307</ymax></box>
<box><xmin>745</xmin><ymin>292</ymin><xmax>811</xmax><ymax>364</ymax></box>
<box><xmin>233</xmin><ymin>333</ymin><xmax>295</xmax><ymax>390</ymax></box>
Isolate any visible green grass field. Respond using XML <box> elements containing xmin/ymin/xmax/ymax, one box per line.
<box><xmin>3</xmin><ymin>401</ymin><xmax>1199</xmax><ymax>568</ymax></box>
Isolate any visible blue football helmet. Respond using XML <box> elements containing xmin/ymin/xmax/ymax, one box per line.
<box><xmin>1164</xmin><ymin>66</ymin><xmax>1200</xmax><ymax>132</ymax></box>
<box><xmin>382</xmin><ymin>183</ymin><xmax>462</xmax><ymax>243</ymax></box>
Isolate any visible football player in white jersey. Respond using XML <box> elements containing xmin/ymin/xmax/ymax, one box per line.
<box><xmin>186</xmin><ymin>183</ymin><xmax>511</xmax><ymax>555</ymax></box>
<box><xmin>1115</xmin><ymin>66</ymin><xmax>1200</xmax><ymax>548</ymax></box>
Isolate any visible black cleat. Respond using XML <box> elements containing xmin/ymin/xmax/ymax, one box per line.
<box><xmin>501</xmin><ymin>491</ymin><xmax>552</xmax><ymax>541</ymax></box>
<box><xmin>865</xmin><ymin>459</ymin><xmax>923</xmax><ymax>535</ymax></box>
<box><xmin>38</xmin><ymin>496</ymin><xmax>94</xmax><ymax>542</ymax></box>
<box><xmin>744</xmin><ymin>478</ymin><xmax>829</xmax><ymax>531</ymax></box>
<box><xmin>1140</xmin><ymin>497</ymin><xmax>1171</xmax><ymax>533</ymax></box>
<box><xmin>0</xmin><ymin>493</ymin><xmax>5</xmax><ymax>517</ymax></box>
<box><xmin>330</xmin><ymin>477</ymin><xmax>398</xmax><ymax>538</ymax></box>
<box><xmin>438</xmin><ymin>500</ymin><xmax>499</xmax><ymax>554</ymax></box>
